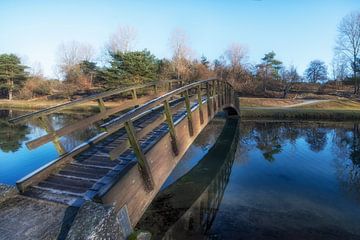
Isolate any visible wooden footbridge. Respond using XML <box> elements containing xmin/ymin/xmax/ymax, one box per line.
<box><xmin>6</xmin><ymin>78</ymin><xmax>239</xmax><ymax>238</ymax></box>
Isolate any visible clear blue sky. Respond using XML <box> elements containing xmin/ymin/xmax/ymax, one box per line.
<box><xmin>0</xmin><ymin>0</ymin><xmax>359</xmax><ymax>78</ymax></box>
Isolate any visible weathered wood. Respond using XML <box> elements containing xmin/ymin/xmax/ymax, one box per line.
<box><xmin>9</xmin><ymin>82</ymin><xmax>159</xmax><ymax>124</ymax></box>
<box><xmin>206</xmin><ymin>82</ymin><xmax>212</xmax><ymax>117</ymax></box>
<box><xmin>131</xmin><ymin>89</ymin><xmax>137</xmax><ymax>100</ymax></box>
<box><xmin>97</xmin><ymin>98</ymin><xmax>106</xmax><ymax>113</ymax></box>
<box><xmin>101</xmin><ymin>78</ymin><xmax>216</xmax><ymax>131</ymax></box>
<box><xmin>184</xmin><ymin>90</ymin><xmax>194</xmax><ymax>136</ymax></box>
<box><xmin>17</xmin><ymin>132</ymin><xmax>108</xmax><ymax>192</ymax></box>
<box><xmin>109</xmin><ymin>114</ymin><xmax>166</xmax><ymax>160</ymax></box>
<box><xmin>26</xmin><ymin>99</ymin><xmax>142</xmax><ymax>150</ymax></box>
<box><xmin>124</xmin><ymin>121</ymin><xmax>154</xmax><ymax>191</ymax></box>
<box><xmin>163</xmin><ymin>99</ymin><xmax>179</xmax><ymax>156</ymax></box>
<box><xmin>99</xmin><ymin>101</ymin><xmax>218</xmax><ymax>226</ymax></box>
<box><xmin>197</xmin><ymin>85</ymin><xmax>204</xmax><ymax>124</ymax></box>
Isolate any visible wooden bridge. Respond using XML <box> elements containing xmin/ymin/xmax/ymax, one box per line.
<box><xmin>6</xmin><ymin>78</ymin><xmax>239</xmax><ymax>239</ymax></box>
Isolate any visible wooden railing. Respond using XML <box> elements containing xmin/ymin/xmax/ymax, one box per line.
<box><xmin>15</xmin><ymin>78</ymin><xmax>236</xmax><ymax>193</ymax></box>
<box><xmin>9</xmin><ymin>79</ymin><xmax>190</xmax><ymax>151</ymax></box>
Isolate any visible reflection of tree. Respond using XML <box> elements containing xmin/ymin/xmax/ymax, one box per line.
<box><xmin>0</xmin><ymin>119</ymin><xmax>29</xmax><ymax>152</ymax></box>
<box><xmin>350</xmin><ymin>124</ymin><xmax>360</xmax><ymax>165</ymax></box>
<box><xmin>253</xmin><ymin>122</ymin><xmax>282</xmax><ymax>162</ymax></box>
<box><xmin>304</xmin><ymin>127</ymin><xmax>327</xmax><ymax>152</ymax></box>
<box><xmin>335</xmin><ymin>123</ymin><xmax>360</xmax><ymax>202</ymax></box>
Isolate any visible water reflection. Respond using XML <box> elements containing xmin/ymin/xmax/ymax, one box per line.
<box><xmin>140</xmin><ymin>120</ymin><xmax>360</xmax><ymax>239</ymax></box>
<box><xmin>0</xmin><ymin>109</ymin><xmax>99</xmax><ymax>185</ymax></box>
<box><xmin>137</xmin><ymin>118</ymin><xmax>239</xmax><ymax>239</ymax></box>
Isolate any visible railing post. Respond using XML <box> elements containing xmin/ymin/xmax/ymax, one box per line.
<box><xmin>97</xmin><ymin>98</ymin><xmax>106</xmax><ymax>113</ymax></box>
<box><xmin>197</xmin><ymin>84</ymin><xmax>204</xmax><ymax>124</ymax></box>
<box><xmin>153</xmin><ymin>84</ymin><xmax>158</xmax><ymax>94</ymax></box>
<box><xmin>212</xmin><ymin>81</ymin><xmax>217</xmax><ymax>112</ymax></box>
<box><xmin>206</xmin><ymin>82</ymin><xmax>212</xmax><ymax>117</ymax></box>
<box><xmin>131</xmin><ymin>89</ymin><xmax>137</xmax><ymax>100</ymax></box>
<box><xmin>225</xmin><ymin>83</ymin><xmax>228</xmax><ymax>105</ymax></box>
<box><xmin>124</xmin><ymin>120</ymin><xmax>154</xmax><ymax>191</ymax></box>
<box><xmin>163</xmin><ymin>99</ymin><xmax>179</xmax><ymax>155</ymax></box>
<box><xmin>184</xmin><ymin>90</ymin><xmax>194</xmax><ymax>136</ymax></box>
<box><xmin>221</xmin><ymin>81</ymin><xmax>225</xmax><ymax>106</ymax></box>
<box><xmin>168</xmin><ymin>82</ymin><xmax>172</xmax><ymax>91</ymax></box>
<box><xmin>217</xmin><ymin>80</ymin><xmax>221</xmax><ymax>108</ymax></box>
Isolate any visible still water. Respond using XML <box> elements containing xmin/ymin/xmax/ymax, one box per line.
<box><xmin>138</xmin><ymin>118</ymin><xmax>360</xmax><ymax>240</ymax></box>
<box><xmin>0</xmin><ymin>109</ymin><xmax>98</xmax><ymax>184</ymax></box>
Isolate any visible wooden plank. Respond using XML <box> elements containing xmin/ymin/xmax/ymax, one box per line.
<box><xmin>97</xmin><ymin>98</ymin><xmax>106</xmax><ymax>113</ymax></box>
<box><xmin>184</xmin><ymin>90</ymin><xmax>194</xmax><ymax>136</ymax></box>
<box><xmin>164</xmin><ymin>99</ymin><xmax>179</xmax><ymax>156</ymax></box>
<box><xmin>101</xmin><ymin>78</ymin><xmax>217</xmax><ymax>131</ymax></box>
<box><xmin>197</xmin><ymin>85</ymin><xmax>204</xmax><ymax>124</ymax></box>
<box><xmin>9</xmin><ymin>82</ymin><xmax>159</xmax><ymax>124</ymax></box>
<box><xmin>124</xmin><ymin>121</ymin><xmax>154</xmax><ymax>191</ymax></box>
<box><xmin>16</xmin><ymin>132</ymin><xmax>108</xmax><ymax>192</ymax></box>
<box><xmin>26</xmin><ymin>100</ymin><xmax>139</xmax><ymax>150</ymax></box>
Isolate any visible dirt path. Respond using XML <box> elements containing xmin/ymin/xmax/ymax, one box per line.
<box><xmin>240</xmin><ymin>99</ymin><xmax>331</xmax><ymax>110</ymax></box>
<box><xmin>284</xmin><ymin>99</ymin><xmax>331</xmax><ymax>108</ymax></box>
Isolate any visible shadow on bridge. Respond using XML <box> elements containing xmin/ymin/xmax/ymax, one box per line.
<box><xmin>137</xmin><ymin>117</ymin><xmax>239</xmax><ymax>239</ymax></box>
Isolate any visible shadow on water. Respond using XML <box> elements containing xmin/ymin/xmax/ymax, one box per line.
<box><xmin>137</xmin><ymin>117</ymin><xmax>239</xmax><ymax>239</ymax></box>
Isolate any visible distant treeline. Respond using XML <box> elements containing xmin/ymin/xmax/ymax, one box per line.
<box><xmin>0</xmin><ymin>11</ymin><xmax>359</xmax><ymax>100</ymax></box>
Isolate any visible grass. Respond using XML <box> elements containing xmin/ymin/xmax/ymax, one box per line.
<box><xmin>239</xmin><ymin>97</ymin><xmax>360</xmax><ymax>120</ymax></box>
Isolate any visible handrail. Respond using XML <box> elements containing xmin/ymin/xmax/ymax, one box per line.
<box><xmin>101</xmin><ymin>77</ymin><xmax>217</xmax><ymax>130</ymax></box>
<box><xmin>15</xmin><ymin>77</ymin><xmax>234</xmax><ymax>194</ymax></box>
<box><xmin>8</xmin><ymin>79</ymin><xmax>188</xmax><ymax>124</ymax></box>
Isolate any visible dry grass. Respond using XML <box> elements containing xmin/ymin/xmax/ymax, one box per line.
<box><xmin>240</xmin><ymin>97</ymin><xmax>304</xmax><ymax>107</ymax></box>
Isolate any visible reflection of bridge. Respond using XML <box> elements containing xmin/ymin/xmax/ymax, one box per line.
<box><xmin>4</xmin><ymin>78</ymin><xmax>239</xmax><ymax>239</ymax></box>
<box><xmin>138</xmin><ymin>118</ymin><xmax>239</xmax><ymax>239</ymax></box>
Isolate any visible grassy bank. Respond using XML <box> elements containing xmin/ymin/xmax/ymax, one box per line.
<box><xmin>239</xmin><ymin>98</ymin><xmax>360</xmax><ymax>120</ymax></box>
<box><xmin>240</xmin><ymin>108</ymin><xmax>360</xmax><ymax>120</ymax></box>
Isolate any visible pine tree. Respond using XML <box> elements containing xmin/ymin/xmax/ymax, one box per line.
<box><xmin>0</xmin><ymin>54</ymin><xmax>28</xmax><ymax>100</ymax></box>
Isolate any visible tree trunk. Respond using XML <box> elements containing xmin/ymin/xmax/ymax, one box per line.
<box><xmin>7</xmin><ymin>78</ymin><xmax>13</xmax><ymax>100</ymax></box>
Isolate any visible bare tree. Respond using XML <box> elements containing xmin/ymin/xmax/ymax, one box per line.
<box><xmin>56</xmin><ymin>41</ymin><xmax>95</xmax><ymax>85</ymax></box>
<box><xmin>108</xmin><ymin>25</ymin><xmax>137</xmax><ymax>54</ymax></box>
<box><xmin>331</xmin><ymin>54</ymin><xmax>349</xmax><ymax>82</ymax></box>
<box><xmin>169</xmin><ymin>28</ymin><xmax>193</xmax><ymax>79</ymax></box>
<box><xmin>335</xmin><ymin>11</ymin><xmax>360</xmax><ymax>93</ymax></box>
<box><xmin>280</xmin><ymin>65</ymin><xmax>300</xmax><ymax>98</ymax></box>
<box><xmin>305</xmin><ymin>60</ymin><xmax>328</xmax><ymax>83</ymax></box>
<box><xmin>224</xmin><ymin>43</ymin><xmax>249</xmax><ymax>85</ymax></box>
<box><xmin>224</xmin><ymin>43</ymin><xmax>248</xmax><ymax>69</ymax></box>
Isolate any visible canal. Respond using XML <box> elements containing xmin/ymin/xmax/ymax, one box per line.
<box><xmin>1</xmin><ymin>109</ymin><xmax>360</xmax><ymax>239</ymax></box>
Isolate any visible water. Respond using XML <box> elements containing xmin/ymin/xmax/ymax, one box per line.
<box><xmin>0</xmin><ymin>109</ymin><xmax>99</xmax><ymax>185</ymax></box>
<box><xmin>138</xmin><ymin>119</ymin><xmax>360</xmax><ymax>240</ymax></box>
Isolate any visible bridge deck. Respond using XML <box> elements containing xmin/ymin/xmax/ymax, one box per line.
<box><xmin>22</xmin><ymin>97</ymin><xmax>202</xmax><ymax>206</ymax></box>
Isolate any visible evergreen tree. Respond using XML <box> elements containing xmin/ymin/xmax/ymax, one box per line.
<box><xmin>0</xmin><ymin>54</ymin><xmax>28</xmax><ymax>100</ymax></box>
<box><xmin>200</xmin><ymin>55</ymin><xmax>210</xmax><ymax>68</ymax></box>
<box><xmin>99</xmin><ymin>49</ymin><xmax>158</xmax><ymax>87</ymax></box>
<box><xmin>256</xmin><ymin>51</ymin><xmax>282</xmax><ymax>91</ymax></box>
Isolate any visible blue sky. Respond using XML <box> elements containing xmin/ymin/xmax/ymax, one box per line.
<box><xmin>0</xmin><ymin>0</ymin><xmax>359</xmax><ymax>78</ymax></box>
